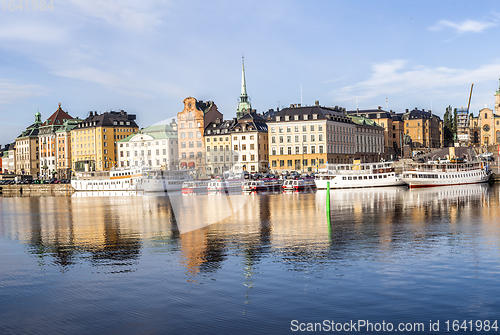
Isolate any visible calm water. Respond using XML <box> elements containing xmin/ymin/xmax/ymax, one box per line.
<box><xmin>1</xmin><ymin>185</ymin><xmax>500</xmax><ymax>334</ymax></box>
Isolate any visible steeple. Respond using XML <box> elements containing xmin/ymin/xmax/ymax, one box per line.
<box><xmin>236</xmin><ymin>55</ymin><xmax>252</xmax><ymax>119</ymax></box>
<box><xmin>34</xmin><ymin>110</ymin><xmax>42</xmax><ymax>125</ymax></box>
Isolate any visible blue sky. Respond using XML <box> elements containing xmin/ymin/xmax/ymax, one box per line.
<box><xmin>1</xmin><ymin>0</ymin><xmax>500</xmax><ymax>144</ymax></box>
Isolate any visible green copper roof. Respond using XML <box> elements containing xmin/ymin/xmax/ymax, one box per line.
<box><xmin>347</xmin><ymin>114</ymin><xmax>384</xmax><ymax>128</ymax></box>
<box><xmin>117</xmin><ymin>123</ymin><xmax>177</xmax><ymax>142</ymax></box>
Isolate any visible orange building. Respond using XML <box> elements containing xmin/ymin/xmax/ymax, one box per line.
<box><xmin>177</xmin><ymin>97</ymin><xmax>222</xmax><ymax>175</ymax></box>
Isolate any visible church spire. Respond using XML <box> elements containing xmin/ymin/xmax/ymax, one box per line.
<box><xmin>236</xmin><ymin>55</ymin><xmax>252</xmax><ymax>119</ymax></box>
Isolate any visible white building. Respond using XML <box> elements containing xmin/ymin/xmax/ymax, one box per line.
<box><xmin>117</xmin><ymin>121</ymin><xmax>178</xmax><ymax>169</ymax></box>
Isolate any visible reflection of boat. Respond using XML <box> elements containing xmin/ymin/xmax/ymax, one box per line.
<box><xmin>402</xmin><ymin>160</ymin><xmax>490</xmax><ymax>188</ymax></box>
<box><xmin>181</xmin><ymin>180</ymin><xmax>209</xmax><ymax>194</ymax></box>
<box><xmin>71</xmin><ymin>190</ymin><xmax>142</xmax><ymax>197</ymax></box>
<box><xmin>242</xmin><ymin>178</ymin><xmax>281</xmax><ymax>192</ymax></box>
<box><xmin>315</xmin><ymin>161</ymin><xmax>405</xmax><ymax>189</ymax></box>
<box><xmin>282</xmin><ymin>178</ymin><xmax>316</xmax><ymax>191</ymax></box>
<box><xmin>138</xmin><ymin>169</ymin><xmax>191</xmax><ymax>192</ymax></box>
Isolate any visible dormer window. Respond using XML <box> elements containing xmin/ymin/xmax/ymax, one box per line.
<box><xmin>312</xmin><ymin>114</ymin><xmax>317</xmax><ymax>120</ymax></box>
<box><xmin>113</xmin><ymin>121</ymin><xmax>117</xmax><ymax>125</ymax></box>
<box><xmin>294</xmin><ymin>115</ymin><xmax>299</xmax><ymax>121</ymax></box>
<box><xmin>276</xmin><ymin>116</ymin><xmax>281</xmax><ymax>121</ymax></box>
<box><xmin>303</xmin><ymin>115</ymin><xmax>308</xmax><ymax>120</ymax></box>
<box><xmin>285</xmin><ymin>115</ymin><xmax>290</xmax><ymax>121</ymax></box>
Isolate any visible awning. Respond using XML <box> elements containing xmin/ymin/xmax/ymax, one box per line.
<box><xmin>188</xmin><ymin>162</ymin><xmax>195</xmax><ymax>168</ymax></box>
<box><xmin>180</xmin><ymin>162</ymin><xmax>187</xmax><ymax>167</ymax></box>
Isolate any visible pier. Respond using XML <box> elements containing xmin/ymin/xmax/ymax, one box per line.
<box><xmin>0</xmin><ymin>184</ymin><xmax>74</xmax><ymax>196</ymax></box>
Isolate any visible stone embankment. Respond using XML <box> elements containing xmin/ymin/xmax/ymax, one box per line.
<box><xmin>0</xmin><ymin>184</ymin><xmax>74</xmax><ymax>196</ymax></box>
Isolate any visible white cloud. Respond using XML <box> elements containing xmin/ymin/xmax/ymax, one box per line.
<box><xmin>0</xmin><ymin>80</ymin><xmax>47</xmax><ymax>104</ymax></box>
<box><xmin>429</xmin><ymin>19</ymin><xmax>497</xmax><ymax>33</ymax></box>
<box><xmin>334</xmin><ymin>59</ymin><xmax>500</xmax><ymax>103</ymax></box>
<box><xmin>66</xmin><ymin>0</ymin><xmax>166</xmax><ymax>32</ymax></box>
<box><xmin>0</xmin><ymin>22</ymin><xmax>66</xmax><ymax>43</ymax></box>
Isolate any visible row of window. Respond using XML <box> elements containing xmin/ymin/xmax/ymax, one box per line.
<box><xmin>180</xmin><ymin>131</ymin><xmax>202</xmax><ymax>138</ymax></box>
<box><xmin>119</xmin><ymin>148</ymin><xmax>174</xmax><ymax>157</ymax></box>
<box><xmin>181</xmin><ymin>152</ymin><xmax>203</xmax><ymax>159</ymax></box>
<box><xmin>271</xmin><ymin>158</ymin><xmax>325</xmax><ymax>168</ymax></box>
<box><xmin>181</xmin><ymin>141</ymin><xmax>202</xmax><ymax>148</ymax></box>
<box><xmin>270</xmin><ymin>144</ymin><xmax>357</xmax><ymax>155</ymax></box>
<box><xmin>270</xmin><ymin>124</ymin><xmax>354</xmax><ymax>134</ymax></box>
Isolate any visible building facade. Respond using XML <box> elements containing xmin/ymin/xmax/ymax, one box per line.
<box><xmin>56</xmin><ymin>119</ymin><xmax>80</xmax><ymax>179</ymax></box>
<box><xmin>117</xmin><ymin>121</ymin><xmax>178</xmax><ymax>170</ymax></box>
<box><xmin>268</xmin><ymin>103</ymin><xmax>356</xmax><ymax>173</ymax></box>
<box><xmin>177</xmin><ymin>97</ymin><xmax>223</xmax><ymax>175</ymax></box>
<box><xmin>204</xmin><ymin>118</ymin><xmax>236</xmax><ymax>175</ymax></box>
<box><xmin>402</xmin><ymin>108</ymin><xmax>443</xmax><ymax>148</ymax></box>
<box><xmin>347</xmin><ymin>115</ymin><xmax>385</xmax><ymax>162</ymax></box>
<box><xmin>15</xmin><ymin>112</ymin><xmax>41</xmax><ymax>177</ymax></box>
<box><xmin>231</xmin><ymin>112</ymin><xmax>269</xmax><ymax>173</ymax></box>
<box><xmin>347</xmin><ymin>107</ymin><xmax>404</xmax><ymax>159</ymax></box>
<box><xmin>71</xmin><ymin>110</ymin><xmax>139</xmax><ymax>172</ymax></box>
<box><xmin>469</xmin><ymin>107</ymin><xmax>500</xmax><ymax>146</ymax></box>
<box><xmin>38</xmin><ymin>104</ymin><xmax>74</xmax><ymax>179</ymax></box>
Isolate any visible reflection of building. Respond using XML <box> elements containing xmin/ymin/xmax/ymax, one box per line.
<box><xmin>15</xmin><ymin>111</ymin><xmax>41</xmax><ymax>177</ymax></box>
<box><xmin>117</xmin><ymin>120</ymin><xmax>178</xmax><ymax>169</ymax></box>
<box><xmin>402</xmin><ymin>108</ymin><xmax>442</xmax><ymax>148</ymax></box>
<box><xmin>231</xmin><ymin>112</ymin><xmax>269</xmax><ymax>173</ymax></box>
<box><xmin>268</xmin><ymin>103</ymin><xmax>356</xmax><ymax>172</ymax></box>
<box><xmin>71</xmin><ymin>110</ymin><xmax>139</xmax><ymax>172</ymax></box>
<box><xmin>177</xmin><ymin>97</ymin><xmax>222</xmax><ymax>174</ymax></box>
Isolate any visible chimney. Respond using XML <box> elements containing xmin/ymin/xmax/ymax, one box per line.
<box><xmin>315</xmin><ymin>100</ymin><xmax>319</xmax><ymax>106</ymax></box>
<box><xmin>297</xmin><ymin>103</ymin><xmax>301</xmax><ymax>107</ymax></box>
<box><xmin>406</xmin><ymin>109</ymin><xmax>409</xmax><ymax>113</ymax></box>
<box><xmin>378</xmin><ymin>106</ymin><xmax>382</xmax><ymax>110</ymax></box>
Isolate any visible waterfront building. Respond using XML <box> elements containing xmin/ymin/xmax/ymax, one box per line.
<box><xmin>346</xmin><ymin>114</ymin><xmax>385</xmax><ymax>162</ymax></box>
<box><xmin>204</xmin><ymin>118</ymin><xmax>237</xmax><ymax>175</ymax></box>
<box><xmin>55</xmin><ymin>119</ymin><xmax>81</xmax><ymax>179</ymax></box>
<box><xmin>236</xmin><ymin>57</ymin><xmax>253</xmax><ymax>119</ymax></box>
<box><xmin>469</xmin><ymin>107</ymin><xmax>500</xmax><ymax>146</ymax></box>
<box><xmin>231</xmin><ymin>112</ymin><xmax>269</xmax><ymax>173</ymax></box>
<box><xmin>117</xmin><ymin>120</ymin><xmax>178</xmax><ymax>169</ymax></box>
<box><xmin>402</xmin><ymin>108</ymin><xmax>443</xmax><ymax>148</ymax></box>
<box><xmin>6</xmin><ymin>143</ymin><xmax>16</xmax><ymax>174</ymax></box>
<box><xmin>268</xmin><ymin>102</ymin><xmax>356</xmax><ymax>173</ymax></box>
<box><xmin>347</xmin><ymin>107</ymin><xmax>404</xmax><ymax>159</ymax></box>
<box><xmin>71</xmin><ymin>110</ymin><xmax>139</xmax><ymax>172</ymax></box>
<box><xmin>38</xmin><ymin>104</ymin><xmax>75</xmax><ymax>179</ymax></box>
<box><xmin>15</xmin><ymin>112</ymin><xmax>41</xmax><ymax>177</ymax></box>
<box><xmin>177</xmin><ymin>97</ymin><xmax>223</xmax><ymax>175</ymax></box>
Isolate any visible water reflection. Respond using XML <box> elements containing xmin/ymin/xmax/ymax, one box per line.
<box><xmin>0</xmin><ymin>184</ymin><xmax>499</xmax><ymax>278</ymax></box>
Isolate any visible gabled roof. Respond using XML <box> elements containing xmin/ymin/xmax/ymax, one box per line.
<box><xmin>232</xmin><ymin>112</ymin><xmax>268</xmax><ymax>132</ymax></box>
<box><xmin>77</xmin><ymin>110</ymin><xmax>138</xmax><ymax>130</ymax></box>
<box><xmin>269</xmin><ymin>105</ymin><xmax>351</xmax><ymax>124</ymax></box>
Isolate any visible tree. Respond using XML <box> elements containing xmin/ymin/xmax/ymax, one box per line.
<box><xmin>443</xmin><ymin>105</ymin><xmax>454</xmax><ymax>142</ymax></box>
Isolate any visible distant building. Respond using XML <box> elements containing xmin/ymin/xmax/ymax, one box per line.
<box><xmin>15</xmin><ymin>111</ymin><xmax>41</xmax><ymax>177</ymax></box>
<box><xmin>38</xmin><ymin>103</ymin><xmax>74</xmax><ymax>179</ymax></box>
<box><xmin>456</xmin><ymin>107</ymin><xmax>470</xmax><ymax>146</ymax></box>
<box><xmin>117</xmin><ymin>121</ymin><xmax>178</xmax><ymax>170</ymax></box>
<box><xmin>402</xmin><ymin>108</ymin><xmax>442</xmax><ymax>148</ymax></box>
<box><xmin>346</xmin><ymin>114</ymin><xmax>385</xmax><ymax>162</ymax></box>
<box><xmin>71</xmin><ymin>110</ymin><xmax>139</xmax><ymax>172</ymax></box>
<box><xmin>204</xmin><ymin>118</ymin><xmax>236</xmax><ymax>175</ymax></box>
<box><xmin>469</xmin><ymin>107</ymin><xmax>500</xmax><ymax>146</ymax></box>
<box><xmin>177</xmin><ymin>97</ymin><xmax>223</xmax><ymax>175</ymax></box>
<box><xmin>56</xmin><ymin>119</ymin><xmax>81</xmax><ymax>179</ymax></box>
<box><xmin>347</xmin><ymin>107</ymin><xmax>403</xmax><ymax>159</ymax></box>
<box><xmin>231</xmin><ymin>112</ymin><xmax>269</xmax><ymax>173</ymax></box>
<box><xmin>268</xmin><ymin>103</ymin><xmax>356</xmax><ymax>173</ymax></box>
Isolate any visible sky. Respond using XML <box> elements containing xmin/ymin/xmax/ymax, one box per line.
<box><xmin>2</xmin><ymin>0</ymin><xmax>500</xmax><ymax>145</ymax></box>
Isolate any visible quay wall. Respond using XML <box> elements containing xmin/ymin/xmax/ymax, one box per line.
<box><xmin>0</xmin><ymin>184</ymin><xmax>74</xmax><ymax>197</ymax></box>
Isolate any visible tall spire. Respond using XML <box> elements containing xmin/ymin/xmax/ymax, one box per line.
<box><xmin>236</xmin><ymin>55</ymin><xmax>252</xmax><ymax>119</ymax></box>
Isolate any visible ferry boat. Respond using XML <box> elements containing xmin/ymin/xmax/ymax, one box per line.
<box><xmin>207</xmin><ymin>179</ymin><xmax>243</xmax><ymax>192</ymax></box>
<box><xmin>71</xmin><ymin>167</ymin><xmax>190</xmax><ymax>192</ymax></box>
<box><xmin>71</xmin><ymin>168</ymin><xmax>143</xmax><ymax>191</ymax></box>
<box><xmin>314</xmin><ymin>161</ymin><xmax>405</xmax><ymax>189</ymax></box>
<box><xmin>242</xmin><ymin>178</ymin><xmax>282</xmax><ymax>192</ymax></box>
<box><xmin>401</xmin><ymin>159</ymin><xmax>491</xmax><ymax>188</ymax></box>
<box><xmin>282</xmin><ymin>177</ymin><xmax>316</xmax><ymax>191</ymax></box>
<box><xmin>181</xmin><ymin>180</ymin><xmax>210</xmax><ymax>194</ymax></box>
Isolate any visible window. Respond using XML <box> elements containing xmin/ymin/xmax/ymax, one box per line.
<box><xmin>181</xmin><ymin>142</ymin><xmax>186</xmax><ymax>148</ymax></box>
<box><xmin>242</xmin><ymin>144</ymin><xmax>246</xmax><ymax>150</ymax></box>
<box><xmin>251</xmin><ymin>155</ymin><xmax>255</xmax><ymax>161</ymax></box>
<box><xmin>279</xmin><ymin>127</ymin><xmax>283</xmax><ymax>133</ymax></box>
<box><xmin>272</xmin><ymin>160</ymin><xmax>277</xmax><ymax>167</ymax></box>
<box><xmin>189</xmin><ymin>152</ymin><xmax>194</xmax><ymax>158</ymax></box>
<box><xmin>197</xmin><ymin>141</ymin><xmax>202</xmax><ymax>147</ymax></box>
<box><xmin>311</xmin><ymin>134</ymin><xmax>315</xmax><ymax>142</ymax></box>
<box><xmin>295</xmin><ymin>135</ymin><xmax>299</xmax><ymax>142</ymax></box>
<box><xmin>271</xmin><ymin>147</ymin><xmax>276</xmax><ymax>155</ymax></box>
<box><xmin>287</xmin><ymin>136</ymin><xmax>291</xmax><ymax>143</ymax></box>
<box><xmin>272</xmin><ymin>136</ymin><xmax>276</xmax><ymax>143</ymax></box>
<box><xmin>310</xmin><ymin>125</ymin><xmax>315</xmax><ymax>131</ymax></box>
<box><xmin>302</xmin><ymin>125</ymin><xmax>307</xmax><ymax>132</ymax></box>
<box><xmin>287</xmin><ymin>126</ymin><xmax>291</xmax><ymax>133</ymax></box>
<box><xmin>319</xmin><ymin>145</ymin><xmax>324</xmax><ymax>154</ymax></box>
<box><xmin>250</xmin><ymin>143</ymin><xmax>254</xmax><ymax>150</ymax></box>
<box><xmin>189</xmin><ymin>141</ymin><xmax>194</xmax><ymax>148</ymax></box>
<box><xmin>189</xmin><ymin>132</ymin><xmax>193</xmax><ymax>138</ymax></box>
<box><xmin>303</xmin><ymin>146</ymin><xmax>307</xmax><ymax>154</ymax></box>
<box><xmin>303</xmin><ymin>134</ymin><xmax>307</xmax><ymax>142</ymax></box>
<box><xmin>318</xmin><ymin>134</ymin><xmax>323</xmax><ymax>141</ymax></box>
<box><xmin>279</xmin><ymin>136</ymin><xmax>284</xmax><ymax>143</ymax></box>
<box><xmin>271</xmin><ymin>127</ymin><xmax>275</xmax><ymax>133</ymax></box>
<box><xmin>242</xmin><ymin>155</ymin><xmax>247</xmax><ymax>161</ymax></box>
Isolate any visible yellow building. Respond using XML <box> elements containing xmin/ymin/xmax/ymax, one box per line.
<box><xmin>268</xmin><ymin>103</ymin><xmax>356</xmax><ymax>173</ymax></box>
<box><xmin>469</xmin><ymin>108</ymin><xmax>500</xmax><ymax>146</ymax></box>
<box><xmin>71</xmin><ymin>110</ymin><xmax>139</xmax><ymax>171</ymax></box>
<box><xmin>402</xmin><ymin>108</ymin><xmax>443</xmax><ymax>148</ymax></box>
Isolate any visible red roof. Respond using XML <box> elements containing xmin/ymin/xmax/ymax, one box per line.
<box><xmin>42</xmin><ymin>103</ymin><xmax>73</xmax><ymax>127</ymax></box>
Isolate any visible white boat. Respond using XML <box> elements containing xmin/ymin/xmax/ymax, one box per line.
<box><xmin>401</xmin><ymin>159</ymin><xmax>491</xmax><ymax>188</ymax></box>
<box><xmin>181</xmin><ymin>180</ymin><xmax>209</xmax><ymax>194</ymax></box>
<box><xmin>207</xmin><ymin>178</ymin><xmax>243</xmax><ymax>192</ymax></box>
<box><xmin>71</xmin><ymin>167</ymin><xmax>143</xmax><ymax>191</ymax></box>
<box><xmin>314</xmin><ymin>161</ymin><xmax>405</xmax><ymax>189</ymax></box>
<box><xmin>242</xmin><ymin>178</ymin><xmax>281</xmax><ymax>192</ymax></box>
<box><xmin>282</xmin><ymin>178</ymin><xmax>316</xmax><ymax>191</ymax></box>
<box><xmin>71</xmin><ymin>167</ymin><xmax>190</xmax><ymax>192</ymax></box>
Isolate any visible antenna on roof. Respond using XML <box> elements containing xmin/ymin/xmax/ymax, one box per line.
<box><xmin>300</xmin><ymin>83</ymin><xmax>303</xmax><ymax>106</ymax></box>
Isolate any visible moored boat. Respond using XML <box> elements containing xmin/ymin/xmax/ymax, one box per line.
<box><xmin>242</xmin><ymin>178</ymin><xmax>282</xmax><ymax>192</ymax></box>
<box><xmin>314</xmin><ymin>161</ymin><xmax>405</xmax><ymax>189</ymax></box>
<box><xmin>401</xmin><ymin>159</ymin><xmax>491</xmax><ymax>188</ymax></box>
<box><xmin>181</xmin><ymin>180</ymin><xmax>210</xmax><ymax>194</ymax></box>
<box><xmin>282</xmin><ymin>177</ymin><xmax>316</xmax><ymax>191</ymax></box>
